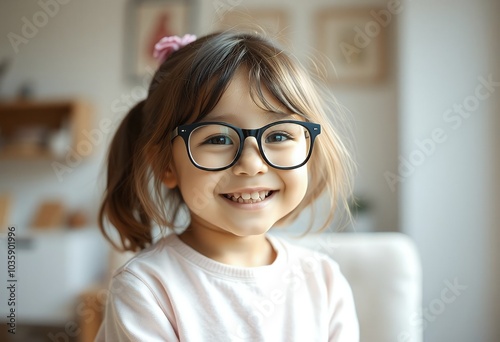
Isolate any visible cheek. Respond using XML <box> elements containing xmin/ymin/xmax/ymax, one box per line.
<box><xmin>178</xmin><ymin>179</ymin><xmax>208</xmax><ymax>215</ymax></box>
<box><xmin>274</xmin><ymin>168</ymin><xmax>309</xmax><ymax>227</ymax></box>
<box><xmin>283</xmin><ymin>168</ymin><xmax>309</xmax><ymax>205</ymax></box>
<box><xmin>177</xmin><ymin>170</ymin><xmax>231</xmax><ymax>215</ymax></box>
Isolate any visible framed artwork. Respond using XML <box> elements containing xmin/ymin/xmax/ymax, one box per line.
<box><xmin>316</xmin><ymin>8</ymin><xmax>386</xmax><ymax>84</ymax></box>
<box><xmin>215</xmin><ymin>9</ymin><xmax>289</xmax><ymax>47</ymax></box>
<box><xmin>126</xmin><ymin>0</ymin><xmax>197</xmax><ymax>80</ymax></box>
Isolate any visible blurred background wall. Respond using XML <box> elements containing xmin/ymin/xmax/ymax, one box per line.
<box><xmin>0</xmin><ymin>0</ymin><xmax>498</xmax><ymax>341</ymax></box>
<box><xmin>399</xmin><ymin>1</ymin><xmax>500</xmax><ymax>341</ymax></box>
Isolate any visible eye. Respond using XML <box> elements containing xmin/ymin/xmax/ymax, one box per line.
<box><xmin>265</xmin><ymin>131</ymin><xmax>293</xmax><ymax>143</ymax></box>
<box><xmin>203</xmin><ymin>135</ymin><xmax>234</xmax><ymax>145</ymax></box>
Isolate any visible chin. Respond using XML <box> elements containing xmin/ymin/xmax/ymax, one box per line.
<box><xmin>228</xmin><ymin>225</ymin><xmax>273</xmax><ymax>237</ymax></box>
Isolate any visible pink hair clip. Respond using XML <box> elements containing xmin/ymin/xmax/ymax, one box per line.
<box><xmin>153</xmin><ymin>34</ymin><xmax>197</xmax><ymax>63</ymax></box>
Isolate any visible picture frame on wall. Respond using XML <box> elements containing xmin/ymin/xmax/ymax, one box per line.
<box><xmin>315</xmin><ymin>8</ymin><xmax>386</xmax><ymax>84</ymax></box>
<box><xmin>126</xmin><ymin>0</ymin><xmax>197</xmax><ymax>81</ymax></box>
<box><xmin>215</xmin><ymin>9</ymin><xmax>289</xmax><ymax>47</ymax></box>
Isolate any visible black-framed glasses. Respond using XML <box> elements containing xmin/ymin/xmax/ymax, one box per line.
<box><xmin>170</xmin><ymin>120</ymin><xmax>321</xmax><ymax>171</ymax></box>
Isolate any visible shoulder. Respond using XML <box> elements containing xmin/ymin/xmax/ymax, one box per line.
<box><xmin>105</xmin><ymin>234</ymin><xmax>188</xmax><ymax>313</ymax></box>
<box><xmin>269</xmin><ymin>234</ymin><xmax>355</xmax><ymax>299</ymax></box>
<box><xmin>269</xmin><ymin>233</ymin><xmax>343</xmax><ymax>275</ymax></box>
<box><xmin>269</xmin><ymin>234</ymin><xmax>359</xmax><ymax>339</ymax></box>
<box><xmin>112</xmin><ymin>234</ymin><xmax>184</xmax><ymax>281</ymax></box>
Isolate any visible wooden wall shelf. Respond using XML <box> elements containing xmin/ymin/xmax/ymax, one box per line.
<box><xmin>0</xmin><ymin>99</ymin><xmax>92</xmax><ymax>160</ymax></box>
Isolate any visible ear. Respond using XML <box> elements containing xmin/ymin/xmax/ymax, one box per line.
<box><xmin>162</xmin><ymin>164</ymin><xmax>178</xmax><ymax>189</ymax></box>
<box><xmin>148</xmin><ymin>144</ymin><xmax>178</xmax><ymax>189</ymax></box>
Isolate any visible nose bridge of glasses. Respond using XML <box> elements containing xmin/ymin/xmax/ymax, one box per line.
<box><xmin>241</xmin><ymin>128</ymin><xmax>260</xmax><ymax>140</ymax></box>
<box><xmin>237</xmin><ymin>128</ymin><xmax>264</xmax><ymax>161</ymax></box>
<box><xmin>239</xmin><ymin>128</ymin><xmax>260</xmax><ymax>149</ymax></box>
<box><xmin>234</xmin><ymin>132</ymin><xmax>268</xmax><ymax>173</ymax></box>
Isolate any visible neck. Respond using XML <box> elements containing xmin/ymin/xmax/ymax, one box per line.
<box><xmin>178</xmin><ymin>228</ymin><xmax>276</xmax><ymax>267</ymax></box>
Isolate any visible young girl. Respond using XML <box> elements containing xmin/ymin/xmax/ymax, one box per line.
<box><xmin>96</xmin><ymin>31</ymin><xmax>358</xmax><ymax>341</ymax></box>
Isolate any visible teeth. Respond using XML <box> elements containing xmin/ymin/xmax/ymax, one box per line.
<box><xmin>224</xmin><ymin>190</ymin><xmax>272</xmax><ymax>203</ymax></box>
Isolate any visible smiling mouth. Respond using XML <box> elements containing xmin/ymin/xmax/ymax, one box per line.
<box><xmin>222</xmin><ymin>190</ymin><xmax>274</xmax><ymax>204</ymax></box>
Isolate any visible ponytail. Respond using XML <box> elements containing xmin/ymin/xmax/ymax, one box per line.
<box><xmin>99</xmin><ymin>100</ymin><xmax>152</xmax><ymax>252</ymax></box>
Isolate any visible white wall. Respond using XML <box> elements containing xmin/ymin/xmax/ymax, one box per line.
<box><xmin>399</xmin><ymin>0</ymin><xmax>500</xmax><ymax>340</ymax></box>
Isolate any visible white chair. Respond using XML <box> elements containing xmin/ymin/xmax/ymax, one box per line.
<box><xmin>272</xmin><ymin>231</ymin><xmax>423</xmax><ymax>342</ymax></box>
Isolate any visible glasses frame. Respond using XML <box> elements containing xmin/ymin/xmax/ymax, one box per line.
<box><xmin>170</xmin><ymin>120</ymin><xmax>321</xmax><ymax>171</ymax></box>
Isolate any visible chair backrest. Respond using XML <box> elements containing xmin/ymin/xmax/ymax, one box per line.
<box><xmin>271</xmin><ymin>232</ymin><xmax>422</xmax><ymax>342</ymax></box>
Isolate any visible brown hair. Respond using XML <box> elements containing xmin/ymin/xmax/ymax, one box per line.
<box><xmin>99</xmin><ymin>31</ymin><xmax>355</xmax><ymax>252</ymax></box>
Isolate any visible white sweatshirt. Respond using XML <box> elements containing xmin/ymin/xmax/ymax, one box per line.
<box><xmin>95</xmin><ymin>234</ymin><xmax>359</xmax><ymax>341</ymax></box>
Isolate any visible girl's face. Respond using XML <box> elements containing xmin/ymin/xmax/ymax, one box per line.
<box><xmin>164</xmin><ymin>69</ymin><xmax>309</xmax><ymax>238</ymax></box>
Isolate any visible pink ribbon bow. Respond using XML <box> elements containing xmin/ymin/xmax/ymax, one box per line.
<box><xmin>153</xmin><ymin>34</ymin><xmax>197</xmax><ymax>63</ymax></box>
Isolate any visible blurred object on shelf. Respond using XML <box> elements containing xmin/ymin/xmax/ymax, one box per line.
<box><xmin>48</xmin><ymin>120</ymin><xmax>71</xmax><ymax>158</ymax></box>
<box><xmin>0</xmin><ymin>100</ymin><xmax>91</xmax><ymax>160</ymax></box>
<box><xmin>67</xmin><ymin>209</ymin><xmax>88</xmax><ymax>229</ymax></box>
<box><xmin>18</xmin><ymin>81</ymin><xmax>34</xmax><ymax>100</ymax></box>
<box><xmin>31</xmin><ymin>200</ymin><xmax>65</xmax><ymax>230</ymax></box>
<box><xmin>349</xmin><ymin>195</ymin><xmax>372</xmax><ymax>216</ymax></box>
<box><xmin>0</xmin><ymin>125</ymin><xmax>51</xmax><ymax>157</ymax></box>
<box><xmin>0</xmin><ymin>193</ymin><xmax>12</xmax><ymax>230</ymax></box>
<box><xmin>0</xmin><ymin>58</ymin><xmax>10</xmax><ymax>78</ymax></box>
<box><xmin>347</xmin><ymin>195</ymin><xmax>375</xmax><ymax>232</ymax></box>
<box><xmin>0</xmin><ymin>57</ymin><xmax>11</xmax><ymax>99</ymax></box>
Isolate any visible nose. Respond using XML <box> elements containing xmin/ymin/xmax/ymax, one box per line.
<box><xmin>232</xmin><ymin>137</ymin><xmax>268</xmax><ymax>176</ymax></box>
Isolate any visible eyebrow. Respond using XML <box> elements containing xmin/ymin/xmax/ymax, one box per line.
<box><xmin>199</xmin><ymin>113</ymin><xmax>234</xmax><ymax>122</ymax></box>
<box><xmin>201</xmin><ymin>111</ymin><xmax>294</xmax><ymax>123</ymax></box>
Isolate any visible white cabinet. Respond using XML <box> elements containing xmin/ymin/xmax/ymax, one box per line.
<box><xmin>0</xmin><ymin>227</ymin><xmax>108</xmax><ymax>325</ymax></box>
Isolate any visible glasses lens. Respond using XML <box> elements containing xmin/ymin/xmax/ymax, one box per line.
<box><xmin>261</xmin><ymin>122</ymin><xmax>311</xmax><ymax>168</ymax></box>
<box><xmin>188</xmin><ymin>124</ymin><xmax>240</xmax><ymax>169</ymax></box>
